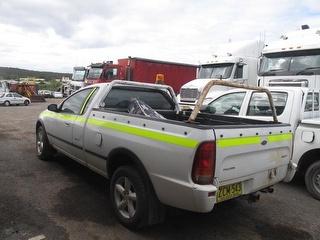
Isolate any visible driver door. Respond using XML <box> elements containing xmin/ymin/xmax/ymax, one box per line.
<box><xmin>13</xmin><ymin>93</ymin><xmax>24</xmax><ymax>104</ymax></box>
<box><xmin>51</xmin><ymin>88</ymin><xmax>93</xmax><ymax>164</ymax></box>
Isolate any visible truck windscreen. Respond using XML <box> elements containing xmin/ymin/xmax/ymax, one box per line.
<box><xmin>198</xmin><ymin>63</ymin><xmax>234</xmax><ymax>79</ymax></box>
<box><xmin>72</xmin><ymin>70</ymin><xmax>86</xmax><ymax>81</ymax></box>
<box><xmin>87</xmin><ymin>68</ymin><xmax>103</xmax><ymax>79</ymax></box>
<box><xmin>259</xmin><ymin>49</ymin><xmax>320</xmax><ymax>76</ymax></box>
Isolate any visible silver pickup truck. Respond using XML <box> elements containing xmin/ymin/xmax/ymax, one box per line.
<box><xmin>36</xmin><ymin>80</ymin><xmax>293</xmax><ymax>229</ymax></box>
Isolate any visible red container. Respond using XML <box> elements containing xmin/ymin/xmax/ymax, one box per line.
<box><xmin>85</xmin><ymin>57</ymin><xmax>198</xmax><ymax>93</ymax></box>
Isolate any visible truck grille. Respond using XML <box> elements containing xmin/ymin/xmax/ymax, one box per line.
<box><xmin>180</xmin><ymin>88</ymin><xmax>199</xmax><ymax>102</ymax></box>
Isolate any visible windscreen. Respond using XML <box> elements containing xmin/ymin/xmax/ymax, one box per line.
<box><xmin>198</xmin><ymin>63</ymin><xmax>234</xmax><ymax>79</ymax></box>
<box><xmin>87</xmin><ymin>68</ymin><xmax>103</xmax><ymax>79</ymax></box>
<box><xmin>72</xmin><ymin>69</ymin><xmax>86</xmax><ymax>81</ymax></box>
<box><xmin>259</xmin><ymin>49</ymin><xmax>320</xmax><ymax>76</ymax></box>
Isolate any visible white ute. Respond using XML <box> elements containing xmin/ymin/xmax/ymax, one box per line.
<box><xmin>36</xmin><ymin>80</ymin><xmax>293</xmax><ymax>228</ymax></box>
<box><xmin>203</xmin><ymin>86</ymin><xmax>320</xmax><ymax>199</ymax></box>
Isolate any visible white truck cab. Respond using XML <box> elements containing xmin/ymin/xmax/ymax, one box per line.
<box><xmin>179</xmin><ymin>40</ymin><xmax>264</xmax><ymax>106</ymax></box>
<box><xmin>67</xmin><ymin>66</ymin><xmax>87</xmax><ymax>95</ymax></box>
<box><xmin>258</xmin><ymin>25</ymin><xmax>320</xmax><ymax>89</ymax></box>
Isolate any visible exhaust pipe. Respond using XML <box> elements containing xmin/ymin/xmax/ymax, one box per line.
<box><xmin>260</xmin><ymin>186</ymin><xmax>274</xmax><ymax>193</ymax></box>
<box><xmin>247</xmin><ymin>192</ymin><xmax>260</xmax><ymax>203</ymax></box>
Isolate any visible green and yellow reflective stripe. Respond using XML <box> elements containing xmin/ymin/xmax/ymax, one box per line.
<box><xmin>87</xmin><ymin>118</ymin><xmax>198</xmax><ymax>148</ymax></box>
<box><xmin>79</xmin><ymin>88</ymin><xmax>97</xmax><ymax>115</ymax></box>
<box><xmin>40</xmin><ymin>111</ymin><xmax>86</xmax><ymax>123</ymax></box>
<box><xmin>267</xmin><ymin>133</ymin><xmax>292</xmax><ymax>143</ymax></box>
<box><xmin>40</xmin><ymin>110</ymin><xmax>292</xmax><ymax>149</ymax></box>
<box><xmin>217</xmin><ymin>133</ymin><xmax>293</xmax><ymax>148</ymax></box>
<box><xmin>217</xmin><ymin>136</ymin><xmax>261</xmax><ymax>148</ymax></box>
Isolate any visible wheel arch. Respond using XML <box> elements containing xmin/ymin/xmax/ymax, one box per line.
<box><xmin>36</xmin><ymin>119</ymin><xmax>45</xmax><ymax>130</ymax></box>
<box><xmin>106</xmin><ymin>148</ymin><xmax>150</xmax><ymax>181</ymax></box>
<box><xmin>297</xmin><ymin>148</ymin><xmax>320</xmax><ymax>176</ymax></box>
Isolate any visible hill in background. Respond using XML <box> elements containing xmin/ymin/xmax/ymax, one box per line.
<box><xmin>0</xmin><ymin>67</ymin><xmax>72</xmax><ymax>81</ymax></box>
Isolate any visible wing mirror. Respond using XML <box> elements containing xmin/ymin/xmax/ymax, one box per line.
<box><xmin>200</xmin><ymin>104</ymin><xmax>216</xmax><ymax>114</ymax></box>
<box><xmin>48</xmin><ymin>104</ymin><xmax>59</xmax><ymax>112</ymax></box>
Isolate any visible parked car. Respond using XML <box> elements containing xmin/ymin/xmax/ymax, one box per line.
<box><xmin>0</xmin><ymin>92</ymin><xmax>31</xmax><ymax>106</ymax></box>
<box><xmin>52</xmin><ymin>91</ymin><xmax>63</xmax><ymax>98</ymax></box>
<box><xmin>39</xmin><ymin>90</ymin><xmax>53</xmax><ymax>98</ymax></box>
<box><xmin>36</xmin><ymin>80</ymin><xmax>293</xmax><ymax>228</ymax></box>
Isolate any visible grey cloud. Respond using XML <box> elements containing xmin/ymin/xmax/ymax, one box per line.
<box><xmin>0</xmin><ymin>0</ymin><xmax>120</xmax><ymax>37</ymax></box>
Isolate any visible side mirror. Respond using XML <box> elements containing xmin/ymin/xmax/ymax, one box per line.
<box><xmin>201</xmin><ymin>105</ymin><xmax>216</xmax><ymax>114</ymax></box>
<box><xmin>200</xmin><ymin>105</ymin><xmax>208</xmax><ymax>111</ymax></box>
<box><xmin>48</xmin><ymin>104</ymin><xmax>59</xmax><ymax>112</ymax></box>
<box><xmin>207</xmin><ymin>106</ymin><xmax>216</xmax><ymax>114</ymax></box>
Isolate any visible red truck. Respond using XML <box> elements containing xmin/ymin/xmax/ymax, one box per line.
<box><xmin>84</xmin><ymin>57</ymin><xmax>198</xmax><ymax>93</ymax></box>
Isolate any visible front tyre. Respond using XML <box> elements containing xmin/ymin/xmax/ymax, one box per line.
<box><xmin>305</xmin><ymin>161</ymin><xmax>320</xmax><ymax>200</ymax></box>
<box><xmin>4</xmin><ymin>101</ymin><xmax>10</xmax><ymax>106</ymax></box>
<box><xmin>36</xmin><ymin>125</ymin><xmax>55</xmax><ymax>161</ymax></box>
<box><xmin>24</xmin><ymin>100</ymin><xmax>30</xmax><ymax>106</ymax></box>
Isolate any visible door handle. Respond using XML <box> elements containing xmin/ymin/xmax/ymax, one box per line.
<box><xmin>64</xmin><ymin>122</ymin><xmax>71</xmax><ymax>127</ymax></box>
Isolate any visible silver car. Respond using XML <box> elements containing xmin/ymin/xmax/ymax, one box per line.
<box><xmin>0</xmin><ymin>92</ymin><xmax>31</xmax><ymax>106</ymax></box>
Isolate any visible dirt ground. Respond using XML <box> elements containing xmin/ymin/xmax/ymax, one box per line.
<box><xmin>0</xmin><ymin>99</ymin><xmax>319</xmax><ymax>240</ymax></box>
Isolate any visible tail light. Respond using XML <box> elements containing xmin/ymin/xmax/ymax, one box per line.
<box><xmin>192</xmin><ymin>141</ymin><xmax>216</xmax><ymax>185</ymax></box>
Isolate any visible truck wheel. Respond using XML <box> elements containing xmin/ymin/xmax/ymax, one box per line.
<box><xmin>110</xmin><ymin>166</ymin><xmax>164</xmax><ymax>229</ymax></box>
<box><xmin>305</xmin><ymin>161</ymin><xmax>320</xmax><ymax>200</ymax></box>
<box><xmin>36</xmin><ymin>125</ymin><xmax>55</xmax><ymax>161</ymax></box>
<box><xmin>24</xmin><ymin>100</ymin><xmax>30</xmax><ymax>106</ymax></box>
<box><xmin>4</xmin><ymin>101</ymin><xmax>10</xmax><ymax>106</ymax></box>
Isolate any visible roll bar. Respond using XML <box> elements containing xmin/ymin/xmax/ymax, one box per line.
<box><xmin>187</xmin><ymin>80</ymin><xmax>278</xmax><ymax>123</ymax></box>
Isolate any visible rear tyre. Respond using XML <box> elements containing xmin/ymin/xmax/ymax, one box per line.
<box><xmin>110</xmin><ymin>166</ymin><xmax>165</xmax><ymax>229</ymax></box>
<box><xmin>24</xmin><ymin>100</ymin><xmax>30</xmax><ymax>106</ymax></box>
<box><xmin>305</xmin><ymin>161</ymin><xmax>320</xmax><ymax>200</ymax></box>
<box><xmin>4</xmin><ymin>101</ymin><xmax>10</xmax><ymax>106</ymax></box>
<box><xmin>36</xmin><ymin>125</ymin><xmax>55</xmax><ymax>161</ymax></box>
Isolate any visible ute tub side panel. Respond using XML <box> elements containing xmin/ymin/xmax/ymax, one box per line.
<box><xmin>83</xmin><ymin>110</ymin><xmax>216</xmax><ymax>212</ymax></box>
<box><xmin>214</xmin><ymin>126</ymin><xmax>292</xmax><ymax>190</ymax></box>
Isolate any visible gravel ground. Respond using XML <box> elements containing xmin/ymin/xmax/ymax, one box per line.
<box><xmin>0</xmin><ymin>99</ymin><xmax>319</xmax><ymax>240</ymax></box>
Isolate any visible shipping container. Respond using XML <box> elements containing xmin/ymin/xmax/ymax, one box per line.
<box><xmin>85</xmin><ymin>57</ymin><xmax>198</xmax><ymax>93</ymax></box>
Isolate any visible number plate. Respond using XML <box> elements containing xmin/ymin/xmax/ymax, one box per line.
<box><xmin>217</xmin><ymin>182</ymin><xmax>242</xmax><ymax>203</ymax></box>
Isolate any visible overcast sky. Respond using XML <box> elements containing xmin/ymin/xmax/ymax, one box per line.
<box><xmin>0</xmin><ymin>0</ymin><xmax>319</xmax><ymax>73</ymax></box>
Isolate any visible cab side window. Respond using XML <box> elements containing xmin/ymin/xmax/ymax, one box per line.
<box><xmin>13</xmin><ymin>93</ymin><xmax>22</xmax><ymax>98</ymax></box>
<box><xmin>104</xmin><ymin>68</ymin><xmax>118</xmax><ymax>80</ymax></box>
<box><xmin>305</xmin><ymin>92</ymin><xmax>319</xmax><ymax>112</ymax></box>
<box><xmin>247</xmin><ymin>92</ymin><xmax>288</xmax><ymax>116</ymax></box>
<box><xmin>206</xmin><ymin>92</ymin><xmax>246</xmax><ymax>115</ymax></box>
<box><xmin>234</xmin><ymin>64</ymin><xmax>243</xmax><ymax>79</ymax></box>
<box><xmin>60</xmin><ymin>88</ymin><xmax>93</xmax><ymax>114</ymax></box>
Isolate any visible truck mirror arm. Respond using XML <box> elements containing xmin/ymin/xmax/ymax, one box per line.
<box><xmin>188</xmin><ymin>79</ymin><xmax>278</xmax><ymax>123</ymax></box>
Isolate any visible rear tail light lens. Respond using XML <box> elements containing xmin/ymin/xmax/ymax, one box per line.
<box><xmin>192</xmin><ymin>141</ymin><xmax>216</xmax><ymax>185</ymax></box>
